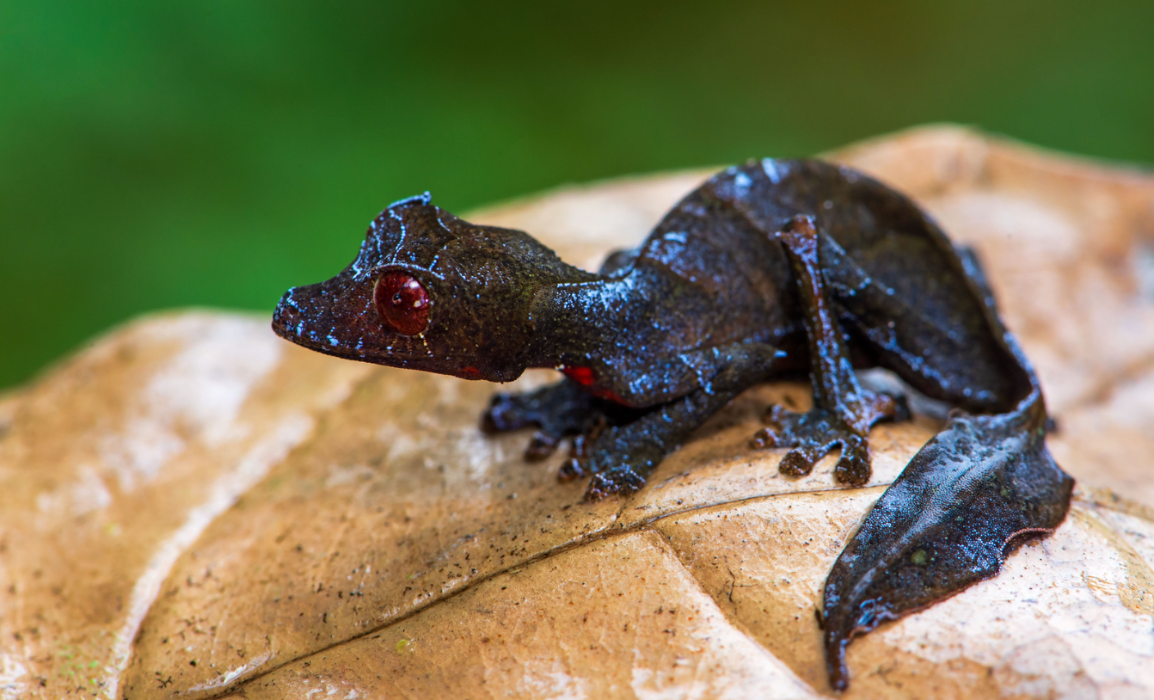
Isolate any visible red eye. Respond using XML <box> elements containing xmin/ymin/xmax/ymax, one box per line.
<box><xmin>374</xmin><ymin>272</ymin><xmax>431</xmax><ymax>335</ymax></box>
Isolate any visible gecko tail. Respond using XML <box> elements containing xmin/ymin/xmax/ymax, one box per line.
<box><xmin>820</xmin><ymin>390</ymin><xmax>1073</xmax><ymax>690</ymax></box>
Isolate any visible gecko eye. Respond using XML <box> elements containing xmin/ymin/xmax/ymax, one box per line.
<box><xmin>374</xmin><ymin>272</ymin><xmax>431</xmax><ymax>335</ymax></box>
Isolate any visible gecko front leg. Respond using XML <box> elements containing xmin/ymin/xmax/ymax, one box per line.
<box><xmin>751</xmin><ymin>216</ymin><xmax>909</xmax><ymax>485</ymax></box>
<box><xmin>565</xmin><ymin>342</ymin><xmax>783</xmax><ymax>500</ymax></box>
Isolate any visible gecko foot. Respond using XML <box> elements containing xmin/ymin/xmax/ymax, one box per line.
<box><xmin>751</xmin><ymin>392</ymin><xmax>908</xmax><ymax>485</ymax></box>
<box><xmin>557</xmin><ymin>421</ymin><xmax>666</xmax><ymax>500</ymax></box>
<box><xmin>483</xmin><ymin>381</ymin><xmax>618</xmax><ymax>461</ymax></box>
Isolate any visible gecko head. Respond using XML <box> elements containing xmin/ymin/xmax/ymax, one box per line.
<box><xmin>272</xmin><ymin>193</ymin><xmax>583</xmax><ymax>382</ymax></box>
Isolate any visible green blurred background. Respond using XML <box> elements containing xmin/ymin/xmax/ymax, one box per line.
<box><xmin>2</xmin><ymin>1</ymin><xmax>1153</xmax><ymax>390</ymax></box>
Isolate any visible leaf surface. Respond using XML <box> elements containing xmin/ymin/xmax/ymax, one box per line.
<box><xmin>1</xmin><ymin>127</ymin><xmax>1153</xmax><ymax>699</ymax></box>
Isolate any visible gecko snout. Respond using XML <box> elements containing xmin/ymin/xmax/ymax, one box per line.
<box><xmin>271</xmin><ymin>284</ymin><xmax>319</xmax><ymax>341</ymax></box>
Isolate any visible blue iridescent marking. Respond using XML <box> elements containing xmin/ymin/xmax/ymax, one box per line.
<box><xmin>762</xmin><ymin>158</ymin><xmax>783</xmax><ymax>184</ymax></box>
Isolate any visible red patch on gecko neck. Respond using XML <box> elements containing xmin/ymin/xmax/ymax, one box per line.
<box><xmin>562</xmin><ymin>365</ymin><xmax>628</xmax><ymax>404</ymax></box>
<box><xmin>562</xmin><ymin>365</ymin><xmax>595</xmax><ymax>386</ymax></box>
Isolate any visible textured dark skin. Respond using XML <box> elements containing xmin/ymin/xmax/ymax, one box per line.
<box><xmin>272</xmin><ymin>159</ymin><xmax>1074</xmax><ymax>690</ymax></box>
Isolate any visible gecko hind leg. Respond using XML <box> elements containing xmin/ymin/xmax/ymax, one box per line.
<box><xmin>750</xmin><ymin>216</ymin><xmax>909</xmax><ymax>485</ymax></box>
<box><xmin>482</xmin><ymin>381</ymin><xmax>640</xmax><ymax>461</ymax></box>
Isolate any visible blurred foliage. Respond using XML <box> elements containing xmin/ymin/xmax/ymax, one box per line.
<box><xmin>2</xmin><ymin>1</ymin><xmax>1153</xmax><ymax>389</ymax></box>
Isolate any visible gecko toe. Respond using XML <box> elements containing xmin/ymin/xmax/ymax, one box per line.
<box><xmin>481</xmin><ymin>392</ymin><xmax>528</xmax><ymax>433</ymax></box>
<box><xmin>557</xmin><ymin>458</ymin><xmax>589</xmax><ymax>482</ymax></box>
<box><xmin>584</xmin><ymin>467</ymin><xmax>646</xmax><ymax>501</ymax></box>
<box><xmin>779</xmin><ymin>445</ymin><xmax>825</xmax><ymax>477</ymax></box>
<box><xmin>750</xmin><ymin>427</ymin><xmax>780</xmax><ymax>449</ymax></box>
<box><xmin>524</xmin><ymin>431</ymin><xmax>560</xmax><ymax>460</ymax></box>
<box><xmin>834</xmin><ymin>435</ymin><xmax>871</xmax><ymax>485</ymax></box>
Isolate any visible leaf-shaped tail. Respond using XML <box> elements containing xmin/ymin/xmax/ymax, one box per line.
<box><xmin>821</xmin><ymin>389</ymin><xmax>1073</xmax><ymax>690</ymax></box>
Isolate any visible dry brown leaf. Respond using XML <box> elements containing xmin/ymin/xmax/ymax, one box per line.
<box><xmin>1</xmin><ymin>126</ymin><xmax>1152</xmax><ymax>700</ymax></box>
